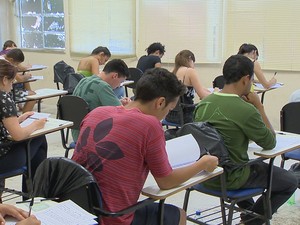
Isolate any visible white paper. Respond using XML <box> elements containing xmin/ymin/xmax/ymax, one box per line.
<box><xmin>6</xmin><ymin>200</ymin><xmax>97</xmax><ymax>225</ymax></box>
<box><xmin>20</xmin><ymin>112</ymin><xmax>51</xmax><ymax>127</ymax></box>
<box><xmin>166</xmin><ymin>134</ymin><xmax>201</xmax><ymax>168</ymax></box>
<box><xmin>31</xmin><ymin>75</ymin><xmax>44</xmax><ymax>80</ymax></box>
<box><xmin>254</xmin><ymin>82</ymin><xmax>283</xmax><ymax>90</ymax></box>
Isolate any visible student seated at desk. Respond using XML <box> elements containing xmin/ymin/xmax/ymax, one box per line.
<box><xmin>238</xmin><ymin>43</ymin><xmax>277</xmax><ymax>89</ymax></box>
<box><xmin>0</xmin><ymin>59</ymin><xmax>48</xmax><ymax>203</ymax></box>
<box><xmin>194</xmin><ymin>54</ymin><xmax>297</xmax><ymax>225</ymax></box>
<box><xmin>72</xmin><ymin>59</ymin><xmax>131</xmax><ymax>142</ymax></box>
<box><xmin>0</xmin><ymin>40</ymin><xmax>17</xmax><ymax>56</ymax></box>
<box><xmin>0</xmin><ymin>48</ymin><xmax>36</xmax><ymax>112</ymax></box>
<box><xmin>0</xmin><ymin>203</ymin><xmax>40</xmax><ymax>225</ymax></box>
<box><xmin>165</xmin><ymin>50</ymin><xmax>212</xmax><ymax>124</ymax></box>
<box><xmin>72</xmin><ymin>68</ymin><xmax>218</xmax><ymax>225</ymax></box>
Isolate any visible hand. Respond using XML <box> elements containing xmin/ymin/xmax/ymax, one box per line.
<box><xmin>0</xmin><ymin>204</ymin><xmax>27</xmax><ymax>224</ymax></box>
<box><xmin>24</xmin><ymin>72</ymin><xmax>32</xmax><ymax>80</ymax></box>
<box><xmin>199</xmin><ymin>155</ymin><xmax>219</xmax><ymax>172</ymax></box>
<box><xmin>16</xmin><ymin>215</ymin><xmax>41</xmax><ymax>225</ymax></box>
<box><xmin>18</xmin><ymin>111</ymin><xmax>35</xmax><ymax>123</ymax></box>
<box><xmin>269</xmin><ymin>76</ymin><xmax>277</xmax><ymax>86</ymax></box>
<box><xmin>242</xmin><ymin>92</ymin><xmax>262</xmax><ymax>109</ymax></box>
<box><xmin>120</xmin><ymin>97</ymin><xmax>131</xmax><ymax>106</ymax></box>
<box><xmin>32</xmin><ymin>118</ymin><xmax>47</xmax><ymax>129</ymax></box>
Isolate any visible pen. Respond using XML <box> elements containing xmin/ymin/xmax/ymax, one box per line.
<box><xmin>28</xmin><ymin>197</ymin><xmax>34</xmax><ymax>216</ymax></box>
<box><xmin>274</xmin><ymin>72</ymin><xmax>277</xmax><ymax>76</ymax></box>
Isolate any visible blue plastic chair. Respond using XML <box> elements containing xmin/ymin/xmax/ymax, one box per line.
<box><xmin>183</xmin><ymin>158</ymin><xmax>272</xmax><ymax>225</ymax></box>
<box><xmin>280</xmin><ymin>102</ymin><xmax>300</xmax><ymax>168</ymax></box>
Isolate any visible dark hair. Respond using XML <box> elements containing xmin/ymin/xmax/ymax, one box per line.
<box><xmin>135</xmin><ymin>68</ymin><xmax>186</xmax><ymax>105</ymax></box>
<box><xmin>223</xmin><ymin>55</ymin><xmax>254</xmax><ymax>84</ymax></box>
<box><xmin>91</xmin><ymin>46</ymin><xmax>111</xmax><ymax>57</ymax></box>
<box><xmin>103</xmin><ymin>59</ymin><xmax>129</xmax><ymax>78</ymax></box>
<box><xmin>237</xmin><ymin>43</ymin><xmax>259</xmax><ymax>57</ymax></box>
<box><xmin>173</xmin><ymin>50</ymin><xmax>196</xmax><ymax>74</ymax></box>
<box><xmin>5</xmin><ymin>48</ymin><xmax>25</xmax><ymax>63</ymax></box>
<box><xmin>146</xmin><ymin>42</ymin><xmax>165</xmax><ymax>55</ymax></box>
<box><xmin>0</xmin><ymin>59</ymin><xmax>17</xmax><ymax>80</ymax></box>
<box><xmin>2</xmin><ymin>40</ymin><xmax>17</xmax><ymax>50</ymax></box>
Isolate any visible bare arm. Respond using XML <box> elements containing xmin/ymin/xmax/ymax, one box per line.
<box><xmin>154</xmin><ymin>155</ymin><xmax>218</xmax><ymax>190</ymax></box>
<box><xmin>154</xmin><ymin>62</ymin><xmax>162</xmax><ymax>68</ymax></box>
<box><xmin>243</xmin><ymin>92</ymin><xmax>275</xmax><ymax>135</ymax></box>
<box><xmin>254</xmin><ymin>61</ymin><xmax>276</xmax><ymax>89</ymax></box>
<box><xmin>188</xmin><ymin>69</ymin><xmax>211</xmax><ymax>99</ymax></box>
<box><xmin>90</xmin><ymin>58</ymin><xmax>100</xmax><ymax>75</ymax></box>
<box><xmin>3</xmin><ymin>115</ymin><xmax>46</xmax><ymax>141</ymax></box>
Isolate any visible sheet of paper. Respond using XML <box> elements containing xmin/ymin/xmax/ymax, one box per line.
<box><xmin>20</xmin><ymin>112</ymin><xmax>51</xmax><ymax>127</ymax></box>
<box><xmin>31</xmin><ymin>75</ymin><xmax>44</xmax><ymax>80</ymax></box>
<box><xmin>6</xmin><ymin>200</ymin><xmax>97</xmax><ymax>225</ymax></box>
<box><xmin>254</xmin><ymin>82</ymin><xmax>283</xmax><ymax>90</ymax></box>
<box><xmin>166</xmin><ymin>134</ymin><xmax>201</xmax><ymax>168</ymax></box>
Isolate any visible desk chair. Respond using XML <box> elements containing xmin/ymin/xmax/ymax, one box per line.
<box><xmin>57</xmin><ymin>95</ymin><xmax>89</xmax><ymax>157</ymax></box>
<box><xmin>63</xmin><ymin>73</ymin><xmax>84</xmax><ymax>94</ymax></box>
<box><xmin>125</xmin><ymin>68</ymin><xmax>143</xmax><ymax>97</ymax></box>
<box><xmin>162</xmin><ymin>97</ymin><xmax>185</xmax><ymax>129</ymax></box>
<box><xmin>53</xmin><ymin>60</ymin><xmax>75</xmax><ymax>91</ymax></box>
<box><xmin>280</xmin><ymin>102</ymin><xmax>300</xmax><ymax>168</ymax></box>
<box><xmin>183</xmin><ymin>160</ymin><xmax>272</xmax><ymax>225</ymax></box>
<box><xmin>212</xmin><ymin>75</ymin><xmax>225</xmax><ymax>89</ymax></box>
<box><xmin>32</xmin><ymin>157</ymin><xmax>156</xmax><ymax>224</ymax></box>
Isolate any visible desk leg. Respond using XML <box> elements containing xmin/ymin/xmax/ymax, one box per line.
<box><xmin>265</xmin><ymin>158</ymin><xmax>274</xmax><ymax>221</ymax></box>
<box><xmin>158</xmin><ymin>199</ymin><xmax>165</xmax><ymax>225</ymax></box>
<box><xmin>25</xmin><ymin>139</ymin><xmax>33</xmax><ymax>199</ymax></box>
<box><xmin>261</xmin><ymin>92</ymin><xmax>266</xmax><ymax>104</ymax></box>
<box><xmin>37</xmin><ymin>100</ymin><xmax>41</xmax><ymax>112</ymax></box>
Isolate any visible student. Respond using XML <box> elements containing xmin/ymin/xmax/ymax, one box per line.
<box><xmin>0</xmin><ymin>203</ymin><xmax>40</xmax><ymax>225</ymax></box>
<box><xmin>72</xmin><ymin>59</ymin><xmax>131</xmax><ymax>141</ymax></box>
<box><xmin>165</xmin><ymin>49</ymin><xmax>211</xmax><ymax>124</ymax></box>
<box><xmin>72</xmin><ymin>68</ymin><xmax>219</xmax><ymax>225</ymax></box>
<box><xmin>194</xmin><ymin>54</ymin><xmax>298</xmax><ymax>225</ymax></box>
<box><xmin>0</xmin><ymin>49</ymin><xmax>36</xmax><ymax>112</ymax></box>
<box><xmin>0</xmin><ymin>59</ymin><xmax>48</xmax><ymax>203</ymax></box>
<box><xmin>0</xmin><ymin>40</ymin><xmax>17</xmax><ymax>56</ymax></box>
<box><xmin>136</xmin><ymin>42</ymin><xmax>165</xmax><ymax>72</ymax></box>
<box><xmin>77</xmin><ymin>46</ymin><xmax>111</xmax><ymax>77</ymax></box>
<box><xmin>238</xmin><ymin>43</ymin><xmax>277</xmax><ymax>89</ymax></box>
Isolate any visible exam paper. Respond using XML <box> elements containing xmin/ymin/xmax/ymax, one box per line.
<box><xmin>166</xmin><ymin>134</ymin><xmax>201</xmax><ymax>168</ymax></box>
<box><xmin>20</xmin><ymin>112</ymin><xmax>51</xmax><ymax>127</ymax></box>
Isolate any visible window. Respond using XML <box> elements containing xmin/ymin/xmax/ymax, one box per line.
<box><xmin>17</xmin><ymin>0</ymin><xmax>65</xmax><ymax>50</ymax></box>
<box><xmin>138</xmin><ymin>0</ymin><xmax>223</xmax><ymax>63</ymax></box>
<box><xmin>68</xmin><ymin>0</ymin><xmax>135</xmax><ymax>57</ymax></box>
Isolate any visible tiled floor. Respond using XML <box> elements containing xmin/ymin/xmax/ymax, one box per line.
<box><xmin>3</xmin><ymin>102</ymin><xmax>300</xmax><ymax>224</ymax></box>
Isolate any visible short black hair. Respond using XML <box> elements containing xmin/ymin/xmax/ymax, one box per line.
<box><xmin>103</xmin><ymin>59</ymin><xmax>129</xmax><ymax>78</ymax></box>
<box><xmin>3</xmin><ymin>40</ymin><xmax>17</xmax><ymax>50</ymax></box>
<box><xmin>135</xmin><ymin>68</ymin><xmax>186</xmax><ymax>105</ymax></box>
<box><xmin>6</xmin><ymin>48</ymin><xmax>25</xmax><ymax>63</ymax></box>
<box><xmin>91</xmin><ymin>46</ymin><xmax>111</xmax><ymax>57</ymax></box>
<box><xmin>223</xmin><ymin>55</ymin><xmax>254</xmax><ymax>84</ymax></box>
<box><xmin>146</xmin><ymin>42</ymin><xmax>165</xmax><ymax>55</ymax></box>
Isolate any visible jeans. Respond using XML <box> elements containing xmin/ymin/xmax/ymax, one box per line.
<box><xmin>0</xmin><ymin>135</ymin><xmax>48</xmax><ymax>195</ymax></box>
<box><xmin>238</xmin><ymin>161</ymin><xmax>298</xmax><ymax>225</ymax></box>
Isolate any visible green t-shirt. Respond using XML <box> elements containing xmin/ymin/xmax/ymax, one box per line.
<box><xmin>72</xmin><ymin>75</ymin><xmax>121</xmax><ymax>141</ymax></box>
<box><xmin>194</xmin><ymin>92</ymin><xmax>276</xmax><ymax>189</ymax></box>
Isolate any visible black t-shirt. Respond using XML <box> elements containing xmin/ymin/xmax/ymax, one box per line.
<box><xmin>136</xmin><ymin>55</ymin><xmax>161</xmax><ymax>72</ymax></box>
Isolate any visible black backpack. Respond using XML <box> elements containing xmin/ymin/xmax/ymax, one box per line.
<box><xmin>166</xmin><ymin>122</ymin><xmax>238</xmax><ymax>171</ymax></box>
<box><xmin>54</xmin><ymin>60</ymin><xmax>76</xmax><ymax>89</ymax></box>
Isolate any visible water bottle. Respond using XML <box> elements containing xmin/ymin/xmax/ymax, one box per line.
<box><xmin>193</xmin><ymin>209</ymin><xmax>202</xmax><ymax>224</ymax></box>
<box><xmin>287</xmin><ymin>192</ymin><xmax>296</xmax><ymax>205</ymax></box>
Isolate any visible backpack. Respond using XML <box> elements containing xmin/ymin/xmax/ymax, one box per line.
<box><xmin>166</xmin><ymin>122</ymin><xmax>238</xmax><ymax>171</ymax></box>
<box><xmin>53</xmin><ymin>60</ymin><xmax>76</xmax><ymax>88</ymax></box>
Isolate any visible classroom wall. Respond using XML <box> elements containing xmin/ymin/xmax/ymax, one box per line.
<box><xmin>2</xmin><ymin>1</ymin><xmax>300</xmax><ymax>130</ymax></box>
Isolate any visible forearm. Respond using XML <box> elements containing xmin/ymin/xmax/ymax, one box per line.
<box><xmin>256</xmin><ymin>104</ymin><xmax>275</xmax><ymax>135</ymax></box>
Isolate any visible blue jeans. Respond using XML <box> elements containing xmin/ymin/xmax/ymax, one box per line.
<box><xmin>0</xmin><ymin>136</ymin><xmax>48</xmax><ymax>194</ymax></box>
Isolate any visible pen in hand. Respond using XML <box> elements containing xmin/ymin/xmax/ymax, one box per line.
<box><xmin>274</xmin><ymin>72</ymin><xmax>277</xmax><ymax>76</ymax></box>
<box><xmin>28</xmin><ymin>197</ymin><xmax>34</xmax><ymax>216</ymax></box>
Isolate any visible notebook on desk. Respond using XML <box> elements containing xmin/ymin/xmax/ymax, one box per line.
<box><xmin>253</xmin><ymin>82</ymin><xmax>283</xmax><ymax>90</ymax></box>
<box><xmin>166</xmin><ymin>134</ymin><xmax>201</xmax><ymax>169</ymax></box>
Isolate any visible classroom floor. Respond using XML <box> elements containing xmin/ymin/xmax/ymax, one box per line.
<box><xmin>4</xmin><ymin>102</ymin><xmax>300</xmax><ymax>224</ymax></box>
